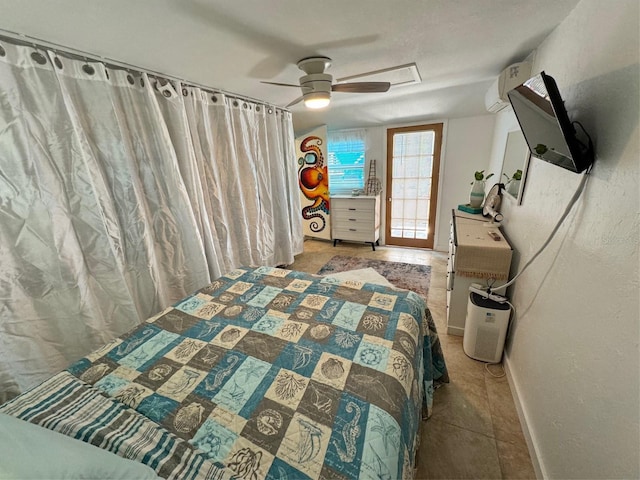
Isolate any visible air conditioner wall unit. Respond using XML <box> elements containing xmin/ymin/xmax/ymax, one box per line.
<box><xmin>485</xmin><ymin>62</ymin><xmax>531</xmax><ymax>113</ymax></box>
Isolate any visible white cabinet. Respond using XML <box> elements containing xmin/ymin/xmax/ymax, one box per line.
<box><xmin>331</xmin><ymin>195</ymin><xmax>380</xmax><ymax>250</ymax></box>
<box><xmin>447</xmin><ymin>210</ymin><xmax>513</xmax><ymax>336</ymax></box>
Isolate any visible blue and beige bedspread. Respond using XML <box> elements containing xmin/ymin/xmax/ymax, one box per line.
<box><xmin>1</xmin><ymin>266</ymin><xmax>448</xmax><ymax>479</ymax></box>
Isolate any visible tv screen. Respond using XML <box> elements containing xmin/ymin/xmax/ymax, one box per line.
<box><xmin>507</xmin><ymin>71</ymin><xmax>593</xmax><ymax>173</ymax></box>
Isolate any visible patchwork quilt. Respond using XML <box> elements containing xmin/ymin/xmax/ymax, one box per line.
<box><xmin>1</xmin><ymin>266</ymin><xmax>448</xmax><ymax>480</ymax></box>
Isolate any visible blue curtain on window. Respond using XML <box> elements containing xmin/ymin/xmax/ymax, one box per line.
<box><xmin>327</xmin><ymin>129</ymin><xmax>366</xmax><ymax>194</ymax></box>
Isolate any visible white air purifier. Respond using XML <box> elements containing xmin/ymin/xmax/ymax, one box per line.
<box><xmin>463</xmin><ymin>291</ymin><xmax>511</xmax><ymax>363</ymax></box>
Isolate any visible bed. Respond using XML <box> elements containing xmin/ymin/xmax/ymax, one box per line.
<box><xmin>0</xmin><ymin>266</ymin><xmax>448</xmax><ymax>479</ymax></box>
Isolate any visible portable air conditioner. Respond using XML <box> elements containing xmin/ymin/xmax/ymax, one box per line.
<box><xmin>463</xmin><ymin>291</ymin><xmax>511</xmax><ymax>363</ymax></box>
<box><xmin>484</xmin><ymin>62</ymin><xmax>531</xmax><ymax>113</ymax></box>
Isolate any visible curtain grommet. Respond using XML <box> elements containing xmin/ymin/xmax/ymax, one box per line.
<box><xmin>31</xmin><ymin>52</ymin><xmax>47</xmax><ymax>65</ymax></box>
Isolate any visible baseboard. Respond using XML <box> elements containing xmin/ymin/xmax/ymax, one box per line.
<box><xmin>503</xmin><ymin>355</ymin><xmax>546</xmax><ymax>479</ymax></box>
<box><xmin>446</xmin><ymin>325</ymin><xmax>464</xmax><ymax>336</ymax></box>
<box><xmin>435</xmin><ymin>242</ymin><xmax>449</xmax><ymax>252</ymax></box>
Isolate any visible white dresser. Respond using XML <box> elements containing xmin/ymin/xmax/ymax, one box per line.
<box><xmin>331</xmin><ymin>195</ymin><xmax>381</xmax><ymax>250</ymax></box>
<box><xmin>447</xmin><ymin>210</ymin><xmax>513</xmax><ymax>336</ymax></box>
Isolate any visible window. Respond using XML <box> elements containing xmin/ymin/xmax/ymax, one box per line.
<box><xmin>327</xmin><ymin>129</ymin><xmax>366</xmax><ymax>194</ymax></box>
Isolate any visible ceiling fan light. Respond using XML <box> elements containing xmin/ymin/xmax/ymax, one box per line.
<box><xmin>304</xmin><ymin>92</ymin><xmax>330</xmax><ymax>109</ymax></box>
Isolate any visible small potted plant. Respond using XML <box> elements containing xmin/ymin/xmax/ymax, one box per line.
<box><xmin>503</xmin><ymin>169</ymin><xmax>523</xmax><ymax>196</ymax></box>
<box><xmin>470</xmin><ymin>170</ymin><xmax>494</xmax><ymax>207</ymax></box>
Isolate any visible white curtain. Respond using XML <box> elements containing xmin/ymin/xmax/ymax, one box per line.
<box><xmin>327</xmin><ymin>128</ymin><xmax>366</xmax><ymax>145</ymax></box>
<box><xmin>0</xmin><ymin>41</ymin><xmax>303</xmax><ymax>401</ymax></box>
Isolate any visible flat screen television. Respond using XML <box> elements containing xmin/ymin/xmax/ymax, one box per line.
<box><xmin>507</xmin><ymin>71</ymin><xmax>593</xmax><ymax>173</ymax></box>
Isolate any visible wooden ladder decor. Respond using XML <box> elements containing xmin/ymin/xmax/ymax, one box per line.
<box><xmin>364</xmin><ymin>159</ymin><xmax>382</xmax><ymax>195</ymax></box>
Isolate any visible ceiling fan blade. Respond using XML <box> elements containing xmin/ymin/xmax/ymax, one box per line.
<box><xmin>286</xmin><ymin>96</ymin><xmax>304</xmax><ymax>108</ymax></box>
<box><xmin>332</xmin><ymin>82</ymin><xmax>391</xmax><ymax>93</ymax></box>
<box><xmin>261</xmin><ymin>81</ymin><xmax>300</xmax><ymax>88</ymax></box>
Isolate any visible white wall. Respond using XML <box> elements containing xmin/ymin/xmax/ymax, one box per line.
<box><xmin>487</xmin><ymin>1</ymin><xmax>640</xmax><ymax>478</ymax></box>
<box><xmin>435</xmin><ymin>115</ymin><xmax>496</xmax><ymax>250</ymax></box>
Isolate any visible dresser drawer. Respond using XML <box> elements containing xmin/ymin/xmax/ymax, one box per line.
<box><xmin>331</xmin><ymin>216</ymin><xmax>373</xmax><ymax>229</ymax></box>
<box><xmin>331</xmin><ymin>197</ymin><xmax>376</xmax><ymax>213</ymax></box>
<box><xmin>448</xmin><ymin>239</ymin><xmax>456</xmax><ymax>261</ymax></box>
<box><xmin>332</xmin><ymin>226</ymin><xmax>377</xmax><ymax>242</ymax></box>
<box><xmin>331</xmin><ymin>209</ymin><xmax>375</xmax><ymax>223</ymax></box>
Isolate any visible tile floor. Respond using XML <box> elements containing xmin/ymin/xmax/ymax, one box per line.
<box><xmin>289</xmin><ymin>239</ymin><xmax>536</xmax><ymax>480</ymax></box>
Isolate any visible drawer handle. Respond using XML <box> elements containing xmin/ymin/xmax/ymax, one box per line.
<box><xmin>348</xmin><ymin>208</ymin><xmax>356</xmax><ymax>211</ymax></box>
<box><xmin>349</xmin><ymin>218</ymin><xmax>357</xmax><ymax>221</ymax></box>
<box><xmin>349</xmin><ymin>228</ymin><xmax>357</xmax><ymax>231</ymax></box>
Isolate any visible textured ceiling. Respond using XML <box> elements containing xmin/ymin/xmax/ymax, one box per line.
<box><xmin>0</xmin><ymin>0</ymin><xmax>580</xmax><ymax>132</ymax></box>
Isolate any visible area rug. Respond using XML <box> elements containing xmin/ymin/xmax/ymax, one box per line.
<box><xmin>317</xmin><ymin>255</ymin><xmax>431</xmax><ymax>299</ymax></box>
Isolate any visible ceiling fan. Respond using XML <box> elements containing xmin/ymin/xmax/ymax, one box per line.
<box><xmin>261</xmin><ymin>56</ymin><xmax>391</xmax><ymax>109</ymax></box>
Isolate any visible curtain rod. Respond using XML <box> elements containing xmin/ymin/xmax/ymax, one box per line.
<box><xmin>0</xmin><ymin>28</ymin><xmax>288</xmax><ymax>111</ymax></box>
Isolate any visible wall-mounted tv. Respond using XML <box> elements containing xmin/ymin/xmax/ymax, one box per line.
<box><xmin>507</xmin><ymin>71</ymin><xmax>593</xmax><ymax>173</ymax></box>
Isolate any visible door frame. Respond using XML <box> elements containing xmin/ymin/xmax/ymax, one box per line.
<box><xmin>385</xmin><ymin>123</ymin><xmax>443</xmax><ymax>249</ymax></box>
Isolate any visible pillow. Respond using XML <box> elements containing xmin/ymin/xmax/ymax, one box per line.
<box><xmin>0</xmin><ymin>413</ymin><xmax>160</xmax><ymax>479</ymax></box>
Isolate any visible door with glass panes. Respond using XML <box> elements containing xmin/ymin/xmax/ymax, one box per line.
<box><xmin>385</xmin><ymin>124</ymin><xmax>442</xmax><ymax>249</ymax></box>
